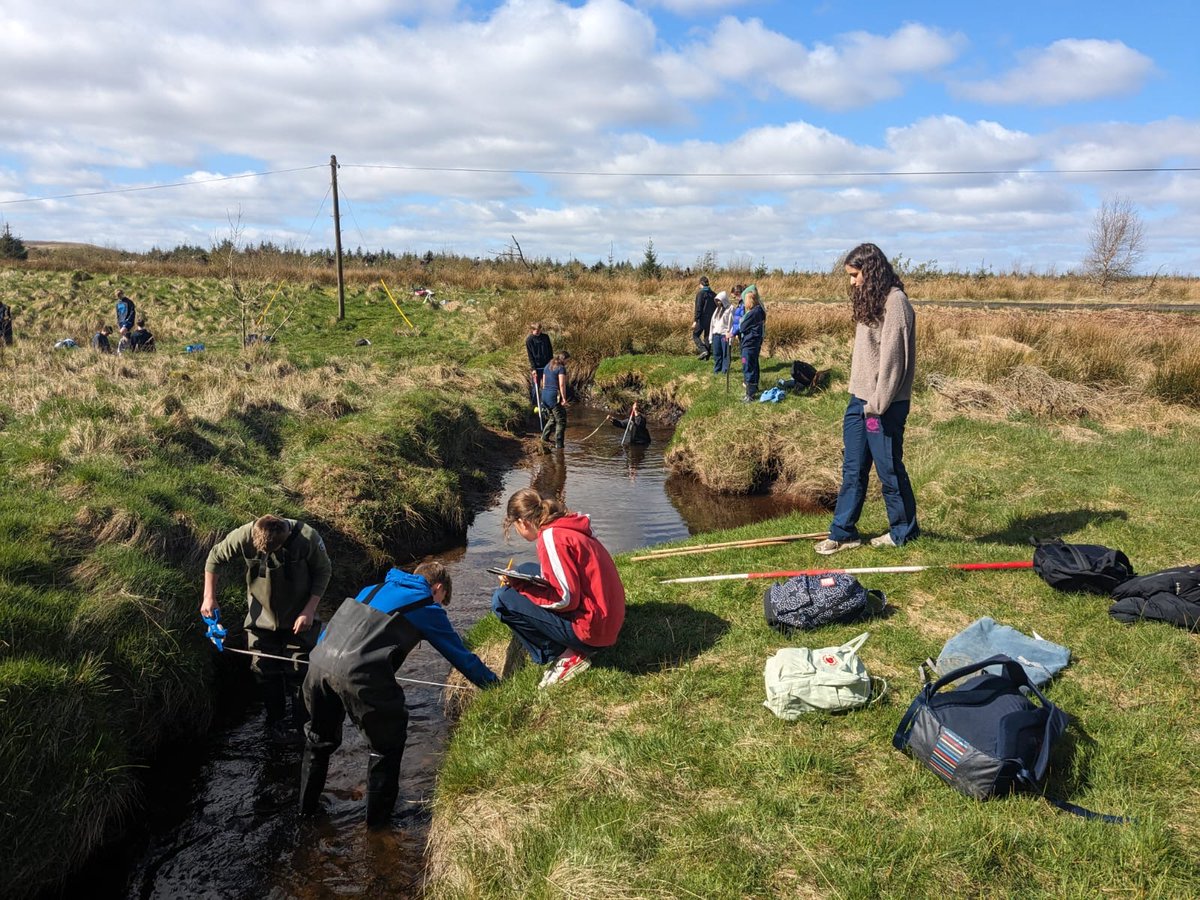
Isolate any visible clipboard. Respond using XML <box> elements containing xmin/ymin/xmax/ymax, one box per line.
<box><xmin>486</xmin><ymin>566</ymin><xmax>551</xmax><ymax>588</ymax></box>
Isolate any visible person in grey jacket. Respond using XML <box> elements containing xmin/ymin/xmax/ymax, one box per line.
<box><xmin>815</xmin><ymin>243</ymin><xmax>918</xmax><ymax>554</ymax></box>
<box><xmin>202</xmin><ymin>515</ymin><xmax>331</xmax><ymax>738</ymax></box>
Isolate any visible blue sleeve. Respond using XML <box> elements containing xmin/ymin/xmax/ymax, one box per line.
<box><xmin>405</xmin><ymin>605</ymin><xmax>498</xmax><ymax>687</ymax></box>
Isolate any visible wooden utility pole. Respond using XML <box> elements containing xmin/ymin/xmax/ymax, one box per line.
<box><xmin>330</xmin><ymin>154</ymin><xmax>345</xmax><ymax>320</ymax></box>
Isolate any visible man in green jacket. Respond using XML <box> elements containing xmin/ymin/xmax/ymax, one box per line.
<box><xmin>201</xmin><ymin>515</ymin><xmax>332</xmax><ymax>740</ymax></box>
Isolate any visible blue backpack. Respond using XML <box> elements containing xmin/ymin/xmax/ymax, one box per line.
<box><xmin>893</xmin><ymin>655</ymin><xmax>1126</xmax><ymax>822</ymax></box>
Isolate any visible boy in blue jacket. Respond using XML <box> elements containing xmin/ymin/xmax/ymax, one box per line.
<box><xmin>300</xmin><ymin>561</ymin><xmax>497</xmax><ymax>828</ymax></box>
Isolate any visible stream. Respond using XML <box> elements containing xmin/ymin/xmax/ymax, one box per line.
<box><xmin>68</xmin><ymin>406</ymin><xmax>812</xmax><ymax>899</ymax></box>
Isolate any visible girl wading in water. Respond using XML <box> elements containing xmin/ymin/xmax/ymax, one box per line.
<box><xmin>815</xmin><ymin>243</ymin><xmax>919</xmax><ymax>555</ymax></box>
<box><xmin>491</xmin><ymin>489</ymin><xmax>626</xmax><ymax>687</ymax></box>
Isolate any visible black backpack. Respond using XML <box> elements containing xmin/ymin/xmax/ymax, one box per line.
<box><xmin>893</xmin><ymin>656</ymin><xmax>1126</xmax><ymax>822</ymax></box>
<box><xmin>1109</xmin><ymin>565</ymin><xmax>1200</xmax><ymax>629</ymax></box>
<box><xmin>763</xmin><ymin>573</ymin><xmax>884</xmax><ymax>633</ymax></box>
<box><xmin>1032</xmin><ymin>539</ymin><xmax>1134</xmax><ymax>595</ymax></box>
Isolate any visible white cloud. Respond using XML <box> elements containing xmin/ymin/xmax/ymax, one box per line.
<box><xmin>884</xmin><ymin>116</ymin><xmax>1041</xmax><ymax>172</ymax></box>
<box><xmin>638</xmin><ymin>0</ymin><xmax>753</xmax><ymax>14</ymax></box>
<box><xmin>955</xmin><ymin>38</ymin><xmax>1155</xmax><ymax>105</ymax></box>
<box><xmin>662</xmin><ymin>19</ymin><xmax>965</xmax><ymax>109</ymax></box>
<box><xmin>1050</xmin><ymin>118</ymin><xmax>1200</xmax><ymax>171</ymax></box>
<box><xmin>0</xmin><ymin>3</ymin><xmax>1197</xmax><ymax>273</ymax></box>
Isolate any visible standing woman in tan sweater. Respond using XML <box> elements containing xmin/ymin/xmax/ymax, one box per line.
<box><xmin>815</xmin><ymin>243</ymin><xmax>919</xmax><ymax>555</ymax></box>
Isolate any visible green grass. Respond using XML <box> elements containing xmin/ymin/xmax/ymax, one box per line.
<box><xmin>7</xmin><ymin>262</ymin><xmax>1200</xmax><ymax>896</ymax></box>
<box><xmin>0</xmin><ymin>268</ymin><xmax>529</xmax><ymax>895</ymax></box>
<box><xmin>433</xmin><ymin>394</ymin><xmax>1200</xmax><ymax>898</ymax></box>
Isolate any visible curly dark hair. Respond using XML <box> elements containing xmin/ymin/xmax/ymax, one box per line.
<box><xmin>845</xmin><ymin>243</ymin><xmax>904</xmax><ymax>325</ymax></box>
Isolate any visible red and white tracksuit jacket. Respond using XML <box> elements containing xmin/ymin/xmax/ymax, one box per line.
<box><xmin>516</xmin><ymin>513</ymin><xmax>626</xmax><ymax>648</ymax></box>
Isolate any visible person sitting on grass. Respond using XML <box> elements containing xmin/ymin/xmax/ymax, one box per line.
<box><xmin>492</xmin><ymin>488</ymin><xmax>626</xmax><ymax>688</ymax></box>
<box><xmin>128</xmin><ymin>318</ymin><xmax>156</xmax><ymax>352</ymax></box>
<box><xmin>300</xmin><ymin>561</ymin><xmax>497</xmax><ymax>829</ymax></box>
<box><xmin>91</xmin><ymin>324</ymin><xmax>113</xmax><ymax>353</ymax></box>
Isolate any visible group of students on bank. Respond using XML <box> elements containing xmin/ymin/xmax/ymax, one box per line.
<box><xmin>197</xmin><ymin>241</ymin><xmax>917</xmax><ymax>830</ymax></box>
<box><xmin>200</xmin><ymin>487</ymin><xmax>627</xmax><ymax>828</ymax></box>
<box><xmin>92</xmin><ymin>289</ymin><xmax>155</xmax><ymax>354</ymax></box>
<box><xmin>693</xmin><ymin>278</ymin><xmax>766</xmax><ymax>401</ymax></box>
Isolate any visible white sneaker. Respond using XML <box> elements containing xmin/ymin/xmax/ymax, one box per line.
<box><xmin>870</xmin><ymin>533</ymin><xmax>897</xmax><ymax>548</ymax></box>
<box><xmin>538</xmin><ymin>650</ymin><xmax>591</xmax><ymax>688</ymax></box>
<box><xmin>814</xmin><ymin>538</ymin><xmax>862</xmax><ymax>556</ymax></box>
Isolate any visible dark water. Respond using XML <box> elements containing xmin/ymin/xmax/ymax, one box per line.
<box><xmin>71</xmin><ymin>406</ymin><xmax>810</xmax><ymax>900</ymax></box>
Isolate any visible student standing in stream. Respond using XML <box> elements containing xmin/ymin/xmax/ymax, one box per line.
<box><xmin>201</xmin><ymin>515</ymin><xmax>331</xmax><ymax>741</ymax></box>
<box><xmin>815</xmin><ymin>243</ymin><xmax>919</xmax><ymax>555</ymax></box>
<box><xmin>540</xmin><ymin>350</ymin><xmax>570</xmax><ymax>448</ymax></box>
<box><xmin>300</xmin><ymin>561</ymin><xmax>497</xmax><ymax>828</ymax></box>
<box><xmin>608</xmin><ymin>400</ymin><xmax>651</xmax><ymax>445</ymax></box>
<box><xmin>492</xmin><ymin>488</ymin><xmax>625</xmax><ymax>688</ymax></box>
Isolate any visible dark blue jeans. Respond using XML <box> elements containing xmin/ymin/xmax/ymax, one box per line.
<box><xmin>491</xmin><ymin>585</ymin><xmax>590</xmax><ymax>665</ymax></box>
<box><xmin>742</xmin><ymin>346</ymin><xmax>761</xmax><ymax>387</ymax></box>
<box><xmin>711</xmin><ymin>334</ymin><xmax>729</xmax><ymax>373</ymax></box>
<box><xmin>828</xmin><ymin>396</ymin><xmax>919</xmax><ymax>545</ymax></box>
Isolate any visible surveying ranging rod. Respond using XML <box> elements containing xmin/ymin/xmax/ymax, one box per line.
<box><xmin>660</xmin><ymin>560</ymin><xmax>1034</xmax><ymax>584</ymax></box>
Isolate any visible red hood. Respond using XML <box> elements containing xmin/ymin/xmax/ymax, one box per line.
<box><xmin>545</xmin><ymin>513</ymin><xmax>593</xmax><ymax>537</ymax></box>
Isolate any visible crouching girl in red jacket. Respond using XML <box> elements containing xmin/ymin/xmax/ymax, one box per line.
<box><xmin>492</xmin><ymin>488</ymin><xmax>626</xmax><ymax>688</ymax></box>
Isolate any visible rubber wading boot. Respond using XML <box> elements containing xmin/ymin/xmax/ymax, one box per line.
<box><xmin>298</xmin><ymin>745</ymin><xmax>331</xmax><ymax>815</ymax></box>
<box><xmin>365</xmin><ymin>751</ymin><xmax>403</xmax><ymax>829</ymax></box>
<box><xmin>261</xmin><ymin>675</ymin><xmax>288</xmax><ymax>725</ymax></box>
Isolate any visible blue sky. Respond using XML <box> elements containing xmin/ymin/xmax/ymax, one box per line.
<box><xmin>1</xmin><ymin>0</ymin><xmax>1196</xmax><ymax>273</ymax></box>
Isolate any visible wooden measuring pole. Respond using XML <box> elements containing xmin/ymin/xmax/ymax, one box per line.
<box><xmin>330</xmin><ymin>154</ymin><xmax>345</xmax><ymax>321</ymax></box>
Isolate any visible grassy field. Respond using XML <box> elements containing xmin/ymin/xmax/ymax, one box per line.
<box><xmin>427</xmin><ymin>301</ymin><xmax>1200</xmax><ymax>897</ymax></box>
<box><xmin>4</xmin><ymin>256</ymin><xmax>1200</xmax><ymax>897</ymax></box>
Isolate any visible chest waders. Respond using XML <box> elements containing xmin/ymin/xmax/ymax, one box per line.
<box><xmin>300</xmin><ymin>588</ymin><xmax>434</xmax><ymax>828</ymax></box>
<box><xmin>247</xmin><ymin>523</ymin><xmax>316</xmax><ymax>727</ymax></box>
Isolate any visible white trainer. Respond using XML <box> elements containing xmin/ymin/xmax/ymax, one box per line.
<box><xmin>813</xmin><ymin>538</ymin><xmax>862</xmax><ymax>556</ymax></box>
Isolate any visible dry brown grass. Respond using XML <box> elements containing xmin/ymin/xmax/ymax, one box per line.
<box><xmin>666</xmin><ymin>408</ymin><xmax>842</xmax><ymax>501</ymax></box>
<box><xmin>0</xmin><ymin>340</ymin><xmax>382</xmax><ymax>431</ymax></box>
<box><xmin>425</xmin><ymin>787</ymin><xmax>551</xmax><ymax>895</ymax></box>
<box><xmin>14</xmin><ymin>247</ymin><xmax>1200</xmax><ymax>306</ymax></box>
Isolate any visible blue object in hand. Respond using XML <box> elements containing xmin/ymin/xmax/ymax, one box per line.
<box><xmin>202</xmin><ymin>610</ymin><xmax>227</xmax><ymax>651</ymax></box>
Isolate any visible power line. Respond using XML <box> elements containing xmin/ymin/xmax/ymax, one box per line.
<box><xmin>0</xmin><ymin>165</ymin><xmax>327</xmax><ymax>206</ymax></box>
<box><xmin>345</xmin><ymin>162</ymin><xmax>1200</xmax><ymax>178</ymax></box>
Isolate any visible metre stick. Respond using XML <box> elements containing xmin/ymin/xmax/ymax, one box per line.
<box><xmin>630</xmin><ymin>540</ymin><xmax>795</xmax><ymax>561</ymax></box>
<box><xmin>639</xmin><ymin>531</ymin><xmax>829</xmax><ymax>556</ymax></box>
<box><xmin>660</xmin><ymin>560</ymin><xmax>1034</xmax><ymax>585</ymax></box>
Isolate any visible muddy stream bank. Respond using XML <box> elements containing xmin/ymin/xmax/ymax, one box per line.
<box><xmin>64</xmin><ymin>405</ymin><xmax>814</xmax><ymax>900</ymax></box>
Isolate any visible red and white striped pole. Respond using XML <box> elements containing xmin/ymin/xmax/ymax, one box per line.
<box><xmin>659</xmin><ymin>560</ymin><xmax>1033</xmax><ymax>584</ymax></box>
